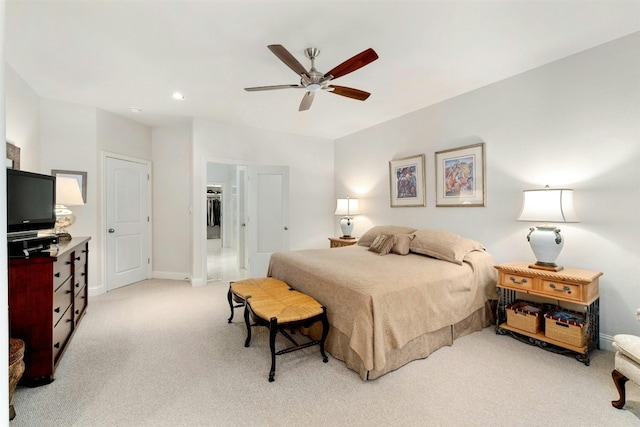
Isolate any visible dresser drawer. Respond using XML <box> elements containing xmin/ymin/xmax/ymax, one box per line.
<box><xmin>53</xmin><ymin>281</ymin><xmax>73</xmax><ymax>326</ymax></box>
<box><xmin>53</xmin><ymin>258</ymin><xmax>72</xmax><ymax>291</ymax></box>
<box><xmin>540</xmin><ymin>280</ymin><xmax>581</xmax><ymax>301</ymax></box>
<box><xmin>74</xmin><ymin>287</ymin><xmax>88</xmax><ymax>327</ymax></box>
<box><xmin>499</xmin><ymin>272</ymin><xmax>534</xmax><ymax>291</ymax></box>
<box><xmin>53</xmin><ymin>306</ymin><xmax>73</xmax><ymax>363</ymax></box>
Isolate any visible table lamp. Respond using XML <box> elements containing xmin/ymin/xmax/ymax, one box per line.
<box><xmin>335</xmin><ymin>197</ymin><xmax>360</xmax><ymax>239</ymax></box>
<box><xmin>517</xmin><ymin>186</ymin><xmax>578</xmax><ymax>271</ymax></box>
<box><xmin>55</xmin><ymin>176</ymin><xmax>85</xmax><ymax>242</ymax></box>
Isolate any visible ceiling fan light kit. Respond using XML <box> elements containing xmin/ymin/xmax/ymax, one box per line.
<box><xmin>245</xmin><ymin>44</ymin><xmax>378</xmax><ymax>111</ymax></box>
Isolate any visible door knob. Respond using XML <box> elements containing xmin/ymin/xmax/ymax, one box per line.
<box><xmin>284</xmin><ymin>226</ymin><xmax>289</xmax><ymax>231</ymax></box>
<box><xmin>108</xmin><ymin>228</ymin><xmax>115</xmax><ymax>233</ymax></box>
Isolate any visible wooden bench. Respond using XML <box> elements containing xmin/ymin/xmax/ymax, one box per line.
<box><xmin>227</xmin><ymin>277</ymin><xmax>290</xmax><ymax>323</ymax></box>
<box><xmin>228</xmin><ymin>277</ymin><xmax>329</xmax><ymax>382</ymax></box>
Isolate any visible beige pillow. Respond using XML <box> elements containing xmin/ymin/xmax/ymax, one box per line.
<box><xmin>409</xmin><ymin>229</ymin><xmax>484</xmax><ymax>264</ymax></box>
<box><xmin>390</xmin><ymin>233</ymin><xmax>415</xmax><ymax>255</ymax></box>
<box><xmin>368</xmin><ymin>234</ymin><xmax>396</xmax><ymax>255</ymax></box>
<box><xmin>358</xmin><ymin>225</ymin><xmax>418</xmax><ymax>247</ymax></box>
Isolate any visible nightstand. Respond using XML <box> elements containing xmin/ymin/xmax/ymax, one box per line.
<box><xmin>328</xmin><ymin>237</ymin><xmax>358</xmax><ymax>248</ymax></box>
<box><xmin>494</xmin><ymin>260</ymin><xmax>602</xmax><ymax>365</ymax></box>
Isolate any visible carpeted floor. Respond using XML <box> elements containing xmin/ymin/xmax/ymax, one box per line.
<box><xmin>11</xmin><ymin>279</ymin><xmax>640</xmax><ymax>426</ymax></box>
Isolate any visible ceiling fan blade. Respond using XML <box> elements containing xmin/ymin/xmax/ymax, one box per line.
<box><xmin>245</xmin><ymin>84</ymin><xmax>303</xmax><ymax>92</ymax></box>
<box><xmin>328</xmin><ymin>85</ymin><xmax>371</xmax><ymax>101</ymax></box>
<box><xmin>324</xmin><ymin>48</ymin><xmax>378</xmax><ymax>79</ymax></box>
<box><xmin>268</xmin><ymin>44</ymin><xmax>309</xmax><ymax>77</ymax></box>
<box><xmin>299</xmin><ymin>91</ymin><xmax>315</xmax><ymax>111</ymax></box>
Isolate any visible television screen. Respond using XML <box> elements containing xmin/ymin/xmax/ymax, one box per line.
<box><xmin>7</xmin><ymin>169</ymin><xmax>56</xmax><ymax>237</ymax></box>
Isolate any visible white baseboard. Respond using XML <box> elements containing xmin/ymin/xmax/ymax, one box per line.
<box><xmin>190</xmin><ymin>277</ymin><xmax>206</xmax><ymax>287</ymax></box>
<box><xmin>600</xmin><ymin>333</ymin><xmax>615</xmax><ymax>352</ymax></box>
<box><xmin>151</xmin><ymin>271</ymin><xmax>191</xmax><ymax>281</ymax></box>
<box><xmin>89</xmin><ymin>284</ymin><xmax>105</xmax><ymax>297</ymax></box>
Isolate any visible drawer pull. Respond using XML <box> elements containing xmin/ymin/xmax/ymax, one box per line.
<box><xmin>75</xmin><ymin>256</ymin><xmax>81</xmax><ymax>261</ymax></box>
<box><xmin>509</xmin><ymin>276</ymin><xmax>527</xmax><ymax>285</ymax></box>
<box><xmin>54</xmin><ymin>272</ymin><xmax>61</xmax><ymax>278</ymax></box>
<box><xmin>549</xmin><ymin>283</ymin><xmax>571</xmax><ymax>293</ymax></box>
<box><xmin>54</xmin><ymin>307</ymin><xmax>61</xmax><ymax>313</ymax></box>
<box><xmin>54</xmin><ymin>342</ymin><xmax>60</xmax><ymax>349</ymax></box>
<box><xmin>66</xmin><ymin>261</ymin><xmax>72</xmax><ymax>265</ymax></box>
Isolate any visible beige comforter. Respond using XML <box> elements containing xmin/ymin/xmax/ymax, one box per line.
<box><xmin>267</xmin><ymin>245</ymin><xmax>496</xmax><ymax>374</ymax></box>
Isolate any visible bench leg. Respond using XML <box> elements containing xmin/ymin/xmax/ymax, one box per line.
<box><xmin>319</xmin><ymin>307</ymin><xmax>329</xmax><ymax>363</ymax></box>
<box><xmin>227</xmin><ymin>286</ymin><xmax>234</xmax><ymax>323</ymax></box>
<box><xmin>243</xmin><ymin>302</ymin><xmax>252</xmax><ymax>347</ymax></box>
<box><xmin>269</xmin><ymin>317</ymin><xmax>278</xmax><ymax>382</ymax></box>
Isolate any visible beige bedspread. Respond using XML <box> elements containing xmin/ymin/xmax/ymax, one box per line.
<box><xmin>267</xmin><ymin>245</ymin><xmax>496</xmax><ymax>375</ymax></box>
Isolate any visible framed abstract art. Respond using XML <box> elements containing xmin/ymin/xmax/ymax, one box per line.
<box><xmin>435</xmin><ymin>143</ymin><xmax>485</xmax><ymax>207</ymax></box>
<box><xmin>389</xmin><ymin>154</ymin><xmax>426</xmax><ymax>207</ymax></box>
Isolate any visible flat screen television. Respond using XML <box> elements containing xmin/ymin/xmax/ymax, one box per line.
<box><xmin>6</xmin><ymin>169</ymin><xmax>57</xmax><ymax>239</ymax></box>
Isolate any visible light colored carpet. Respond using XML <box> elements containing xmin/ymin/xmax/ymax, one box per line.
<box><xmin>11</xmin><ymin>279</ymin><xmax>640</xmax><ymax>426</ymax></box>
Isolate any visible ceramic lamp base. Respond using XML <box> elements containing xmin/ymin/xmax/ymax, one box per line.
<box><xmin>339</xmin><ymin>217</ymin><xmax>354</xmax><ymax>238</ymax></box>
<box><xmin>526</xmin><ymin>225</ymin><xmax>564</xmax><ymax>271</ymax></box>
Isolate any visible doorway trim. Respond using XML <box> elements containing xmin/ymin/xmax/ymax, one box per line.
<box><xmin>198</xmin><ymin>157</ymin><xmax>249</xmax><ymax>286</ymax></box>
<box><xmin>100</xmin><ymin>151</ymin><xmax>152</xmax><ymax>294</ymax></box>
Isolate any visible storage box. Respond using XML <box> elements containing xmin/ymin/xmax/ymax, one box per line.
<box><xmin>544</xmin><ymin>309</ymin><xmax>587</xmax><ymax>347</ymax></box>
<box><xmin>506</xmin><ymin>300</ymin><xmax>544</xmax><ymax>333</ymax></box>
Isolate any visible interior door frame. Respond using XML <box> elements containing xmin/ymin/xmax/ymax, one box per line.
<box><xmin>200</xmin><ymin>158</ymin><xmax>249</xmax><ymax>285</ymax></box>
<box><xmin>101</xmin><ymin>151</ymin><xmax>152</xmax><ymax>293</ymax></box>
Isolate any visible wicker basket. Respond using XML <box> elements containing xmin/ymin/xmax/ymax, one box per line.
<box><xmin>506</xmin><ymin>300</ymin><xmax>544</xmax><ymax>333</ymax></box>
<box><xmin>544</xmin><ymin>309</ymin><xmax>587</xmax><ymax>347</ymax></box>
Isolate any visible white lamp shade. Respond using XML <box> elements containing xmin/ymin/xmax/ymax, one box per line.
<box><xmin>335</xmin><ymin>198</ymin><xmax>360</xmax><ymax>216</ymax></box>
<box><xmin>517</xmin><ymin>188</ymin><xmax>578</xmax><ymax>223</ymax></box>
<box><xmin>56</xmin><ymin>176</ymin><xmax>84</xmax><ymax>206</ymax></box>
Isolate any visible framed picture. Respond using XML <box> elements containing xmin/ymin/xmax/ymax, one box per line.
<box><xmin>389</xmin><ymin>154</ymin><xmax>426</xmax><ymax>207</ymax></box>
<box><xmin>52</xmin><ymin>169</ymin><xmax>87</xmax><ymax>203</ymax></box>
<box><xmin>6</xmin><ymin>141</ymin><xmax>20</xmax><ymax>169</ymax></box>
<box><xmin>435</xmin><ymin>142</ymin><xmax>485</xmax><ymax>207</ymax></box>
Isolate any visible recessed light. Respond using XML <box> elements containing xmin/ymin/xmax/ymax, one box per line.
<box><xmin>130</xmin><ymin>107</ymin><xmax>142</xmax><ymax>113</ymax></box>
<box><xmin>172</xmin><ymin>92</ymin><xmax>185</xmax><ymax>100</ymax></box>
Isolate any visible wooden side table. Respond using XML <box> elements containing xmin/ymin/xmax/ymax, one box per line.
<box><xmin>494</xmin><ymin>261</ymin><xmax>602</xmax><ymax>365</ymax></box>
<box><xmin>328</xmin><ymin>237</ymin><xmax>359</xmax><ymax>248</ymax></box>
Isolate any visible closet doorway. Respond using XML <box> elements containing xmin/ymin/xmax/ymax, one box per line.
<box><xmin>206</xmin><ymin>163</ymin><xmax>249</xmax><ymax>282</ymax></box>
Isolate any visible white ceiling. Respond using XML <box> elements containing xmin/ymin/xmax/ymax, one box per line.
<box><xmin>5</xmin><ymin>1</ymin><xmax>640</xmax><ymax>140</ymax></box>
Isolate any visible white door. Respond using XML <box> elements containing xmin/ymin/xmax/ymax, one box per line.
<box><xmin>249</xmin><ymin>165</ymin><xmax>289</xmax><ymax>277</ymax></box>
<box><xmin>105</xmin><ymin>157</ymin><xmax>150</xmax><ymax>291</ymax></box>
<box><xmin>238</xmin><ymin>166</ymin><xmax>248</xmax><ymax>269</ymax></box>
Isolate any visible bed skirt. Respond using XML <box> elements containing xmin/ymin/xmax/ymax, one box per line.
<box><xmin>306</xmin><ymin>301</ymin><xmax>493</xmax><ymax>380</ymax></box>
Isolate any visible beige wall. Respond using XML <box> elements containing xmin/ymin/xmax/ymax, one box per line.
<box><xmin>334</xmin><ymin>33</ymin><xmax>640</xmax><ymax>347</ymax></box>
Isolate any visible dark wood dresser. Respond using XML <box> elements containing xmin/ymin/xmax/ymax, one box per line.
<box><xmin>8</xmin><ymin>236</ymin><xmax>90</xmax><ymax>386</ymax></box>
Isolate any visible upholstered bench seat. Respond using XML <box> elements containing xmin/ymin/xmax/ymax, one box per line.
<box><xmin>229</xmin><ymin>277</ymin><xmax>329</xmax><ymax>382</ymax></box>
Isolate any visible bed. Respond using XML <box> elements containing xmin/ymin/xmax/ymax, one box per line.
<box><xmin>267</xmin><ymin>225</ymin><xmax>497</xmax><ymax>380</ymax></box>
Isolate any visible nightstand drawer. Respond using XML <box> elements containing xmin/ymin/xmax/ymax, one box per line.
<box><xmin>540</xmin><ymin>280</ymin><xmax>581</xmax><ymax>301</ymax></box>
<box><xmin>499</xmin><ymin>273</ymin><xmax>533</xmax><ymax>291</ymax></box>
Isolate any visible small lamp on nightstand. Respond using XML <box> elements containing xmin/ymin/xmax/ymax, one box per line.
<box><xmin>335</xmin><ymin>197</ymin><xmax>360</xmax><ymax>239</ymax></box>
<box><xmin>517</xmin><ymin>186</ymin><xmax>579</xmax><ymax>271</ymax></box>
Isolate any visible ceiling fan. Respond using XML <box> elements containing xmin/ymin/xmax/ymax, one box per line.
<box><xmin>244</xmin><ymin>44</ymin><xmax>378</xmax><ymax>111</ymax></box>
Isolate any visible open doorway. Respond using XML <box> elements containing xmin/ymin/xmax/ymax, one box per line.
<box><xmin>206</xmin><ymin>162</ymin><xmax>249</xmax><ymax>282</ymax></box>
